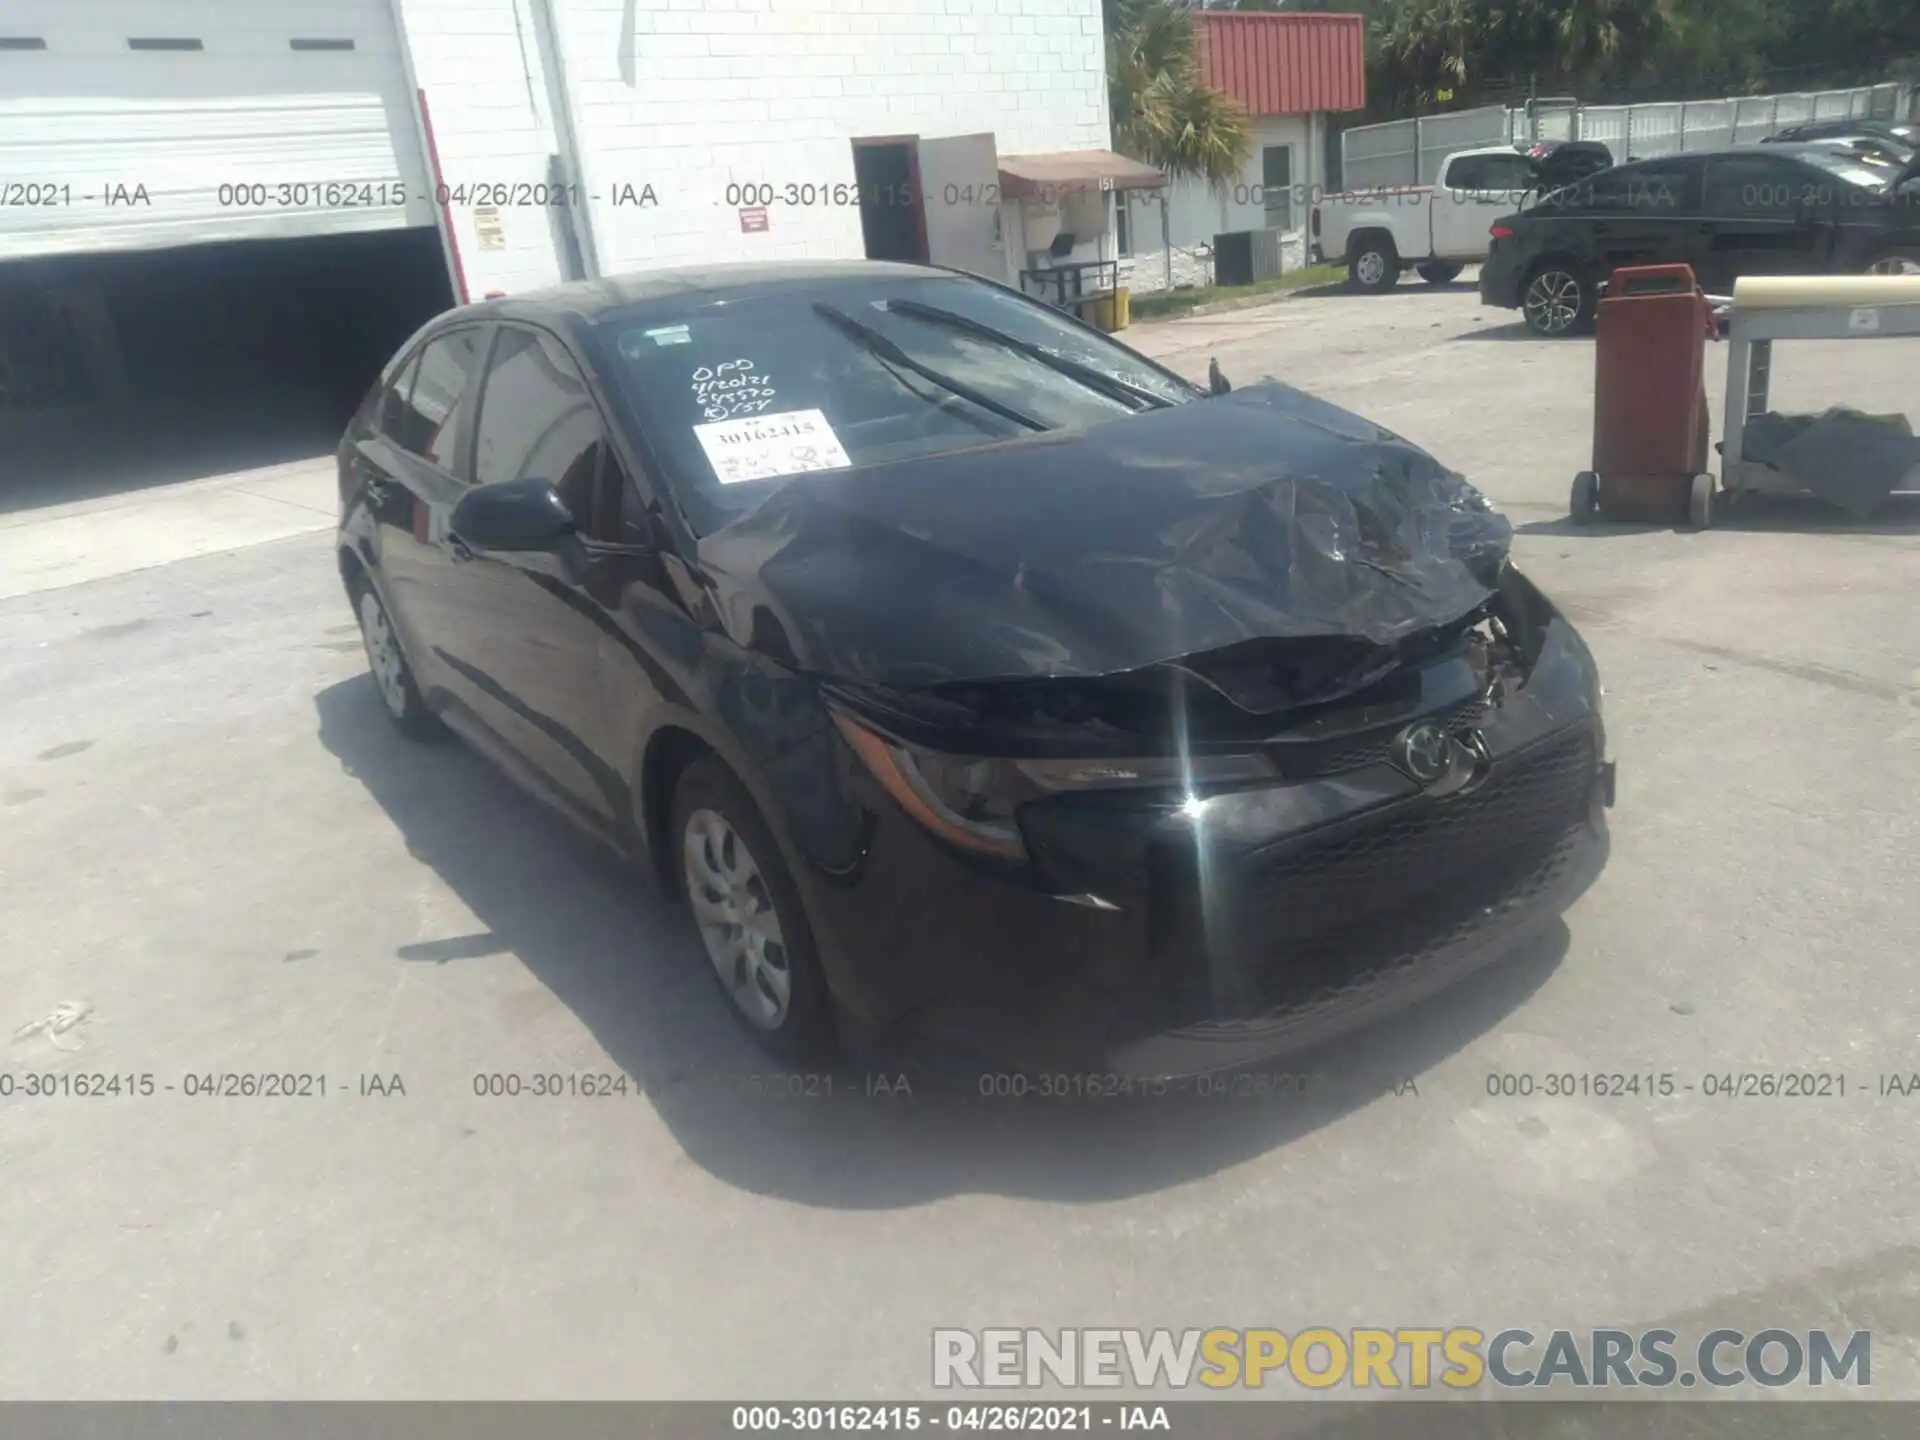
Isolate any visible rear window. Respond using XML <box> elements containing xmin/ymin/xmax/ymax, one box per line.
<box><xmin>591</xmin><ymin>276</ymin><xmax>1197</xmax><ymax>534</ymax></box>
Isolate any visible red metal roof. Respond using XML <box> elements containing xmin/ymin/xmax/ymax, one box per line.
<box><xmin>1192</xmin><ymin>11</ymin><xmax>1367</xmax><ymax>117</ymax></box>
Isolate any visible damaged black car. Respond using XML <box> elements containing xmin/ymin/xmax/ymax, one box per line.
<box><xmin>336</xmin><ymin>260</ymin><xmax>1615</xmax><ymax>1077</ymax></box>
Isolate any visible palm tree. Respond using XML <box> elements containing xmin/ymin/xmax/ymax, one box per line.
<box><xmin>1106</xmin><ymin>0</ymin><xmax>1253</xmax><ymax>188</ymax></box>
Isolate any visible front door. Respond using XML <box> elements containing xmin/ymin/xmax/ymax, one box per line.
<box><xmin>1695</xmin><ymin>152</ymin><xmax>1835</xmax><ymax>293</ymax></box>
<box><xmin>450</xmin><ymin>323</ymin><xmax>629</xmax><ymax>825</ymax></box>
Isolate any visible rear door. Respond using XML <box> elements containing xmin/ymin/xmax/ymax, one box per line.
<box><xmin>1572</xmin><ymin>157</ymin><xmax>1702</xmax><ymax>279</ymax></box>
<box><xmin>1432</xmin><ymin>151</ymin><xmax>1535</xmax><ymax>260</ymax></box>
<box><xmin>347</xmin><ymin>326</ymin><xmax>489</xmax><ymax>709</ymax></box>
<box><xmin>1695</xmin><ymin>153</ymin><xmax>1835</xmax><ymax>292</ymax></box>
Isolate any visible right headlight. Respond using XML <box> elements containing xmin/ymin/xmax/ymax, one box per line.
<box><xmin>830</xmin><ymin>712</ymin><xmax>1277</xmax><ymax>862</ymax></box>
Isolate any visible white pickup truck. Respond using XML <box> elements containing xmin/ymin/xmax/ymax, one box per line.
<box><xmin>1312</xmin><ymin>141</ymin><xmax>1613</xmax><ymax>292</ymax></box>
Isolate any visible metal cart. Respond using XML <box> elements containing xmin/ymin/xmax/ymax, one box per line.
<box><xmin>1719</xmin><ymin>274</ymin><xmax>1920</xmax><ymax>508</ymax></box>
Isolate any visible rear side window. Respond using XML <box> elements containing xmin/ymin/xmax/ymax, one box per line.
<box><xmin>472</xmin><ymin>327</ymin><xmax>608</xmax><ymax>525</ymax></box>
<box><xmin>1446</xmin><ymin>153</ymin><xmax>1533</xmax><ymax>192</ymax></box>
<box><xmin>396</xmin><ymin>328</ymin><xmax>486</xmax><ymax>471</ymax></box>
<box><xmin>1559</xmin><ymin>158</ymin><xmax>1697</xmax><ymax>214</ymax></box>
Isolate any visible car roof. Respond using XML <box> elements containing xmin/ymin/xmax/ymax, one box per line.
<box><xmin>447</xmin><ymin>259</ymin><xmax>954</xmax><ymax>329</ymax></box>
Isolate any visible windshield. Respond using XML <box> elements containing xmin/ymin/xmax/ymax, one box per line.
<box><xmin>591</xmin><ymin>275</ymin><xmax>1199</xmax><ymax>534</ymax></box>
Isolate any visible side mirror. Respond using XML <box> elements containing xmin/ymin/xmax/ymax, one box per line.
<box><xmin>449</xmin><ymin>477</ymin><xmax>577</xmax><ymax>553</ymax></box>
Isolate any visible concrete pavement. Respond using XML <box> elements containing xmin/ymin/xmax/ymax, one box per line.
<box><xmin>3</xmin><ymin>278</ymin><xmax>1919</xmax><ymax>1409</ymax></box>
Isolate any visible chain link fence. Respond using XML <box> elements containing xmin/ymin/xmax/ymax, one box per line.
<box><xmin>1340</xmin><ymin>79</ymin><xmax>1915</xmax><ymax>192</ymax></box>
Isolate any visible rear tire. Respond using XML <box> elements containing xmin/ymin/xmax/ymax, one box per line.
<box><xmin>351</xmin><ymin>575</ymin><xmax>445</xmax><ymax>741</ymax></box>
<box><xmin>1348</xmin><ymin>236</ymin><xmax>1401</xmax><ymax>294</ymax></box>
<box><xmin>672</xmin><ymin>756</ymin><xmax>836</xmax><ymax>1064</ymax></box>
<box><xmin>1522</xmin><ymin>260</ymin><xmax>1596</xmax><ymax>336</ymax></box>
<box><xmin>1418</xmin><ymin>261</ymin><xmax>1464</xmax><ymax>285</ymax></box>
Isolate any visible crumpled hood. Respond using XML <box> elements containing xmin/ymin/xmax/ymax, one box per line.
<box><xmin>694</xmin><ymin>381</ymin><xmax>1512</xmax><ymax>689</ymax></box>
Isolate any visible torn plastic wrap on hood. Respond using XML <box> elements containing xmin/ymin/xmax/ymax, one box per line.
<box><xmin>694</xmin><ymin>381</ymin><xmax>1514</xmax><ymax>690</ymax></box>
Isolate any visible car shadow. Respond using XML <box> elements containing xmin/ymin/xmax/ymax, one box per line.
<box><xmin>316</xmin><ymin>675</ymin><xmax>1573</xmax><ymax>1209</ymax></box>
<box><xmin>1450</xmin><ymin>321</ymin><xmax>1586</xmax><ymax>342</ymax></box>
<box><xmin>1713</xmin><ymin>490</ymin><xmax>1920</xmax><ymax>536</ymax></box>
<box><xmin>1517</xmin><ymin>491</ymin><xmax>1920</xmax><ymax>538</ymax></box>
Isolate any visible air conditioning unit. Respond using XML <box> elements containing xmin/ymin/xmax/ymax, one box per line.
<box><xmin>1249</xmin><ymin>228</ymin><xmax>1284</xmax><ymax>281</ymax></box>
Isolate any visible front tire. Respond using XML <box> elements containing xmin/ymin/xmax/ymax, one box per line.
<box><xmin>672</xmin><ymin>756</ymin><xmax>835</xmax><ymax>1063</ymax></box>
<box><xmin>352</xmin><ymin>577</ymin><xmax>445</xmax><ymax>741</ymax></box>
<box><xmin>1522</xmin><ymin>261</ymin><xmax>1596</xmax><ymax>336</ymax></box>
<box><xmin>1418</xmin><ymin>261</ymin><xmax>1464</xmax><ymax>285</ymax></box>
<box><xmin>1348</xmin><ymin>236</ymin><xmax>1401</xmax><ymax>293</ymax></box>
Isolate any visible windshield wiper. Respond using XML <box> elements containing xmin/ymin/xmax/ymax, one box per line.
<box><xmin>882</xmin><ymin>299</ymin><xmax>1177</xmax><ymax>411</ymax></box>
<box><xmin>811</xmin><ymin>303</ymin><xmax>1046</xmax><ymax>433</ymax></box>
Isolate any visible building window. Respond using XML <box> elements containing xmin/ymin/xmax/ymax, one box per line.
<box><xmin>1115</xmin><ymin>195</ymin><xmax>1131</xmax><ymax>257</ymax></box>
<box><xmin>0</xmin><ymin>36</ymin><xmax>48</xmax><ymax>49</ymax></box>
<box><xmin>127</xmin><ymin>37</ymin><xmax>204</xmax><ymax>50</ymax></box>
<box><xmin>1262</xmin><ymin>145</ymin><xmax>1293</xmax><ymax>232</ymax></box>
<box><xmin>290</xmin><ymin>38</ymin><xmax>356</xmax><ymax>51</ymax></box>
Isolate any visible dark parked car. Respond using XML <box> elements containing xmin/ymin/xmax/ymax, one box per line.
<box><xmin>1762</xmin><ymin>119</ymin><xmax>1917</xmax><ymax>149</ymax></box>
<box><xmin>1481</xmin><ymin>142</ymin><xmax>1920</xmax><ymax>335</ymax></box>
<box><xmin>338</xmin><ymin>260</ymin><xmax>1614</xmax><ymax>1076</ymax></box>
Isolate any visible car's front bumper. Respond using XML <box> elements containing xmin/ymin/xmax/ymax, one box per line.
<box><xmin>792</xmin><ymin>629</ymin><xmax>1614</xmax><ymax>1081</ymax></box>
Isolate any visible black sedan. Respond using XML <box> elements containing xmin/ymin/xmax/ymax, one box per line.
<box><xmin>338</xmin><ymin>260</ymin><xmax>1614</xmax><ymax>1076</ymax></box>
<box><xmin>1481</xmin><ymin>142</ymin><xmax>1920</xmax><ymax>335</ymax></box>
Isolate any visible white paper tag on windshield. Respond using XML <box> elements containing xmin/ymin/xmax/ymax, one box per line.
<box><xmin>693</xmin><ymin>408</ymin><xmax>852</xmax><ymax>485</ymax></box>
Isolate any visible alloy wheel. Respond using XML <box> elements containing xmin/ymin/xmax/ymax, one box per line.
<box><xmin>683</xmin><ymin>807</ymin><xmax>792</xmax><ymax>1030</ymax></box>
<box><xmin>358</xmin><ymin>589</ymin><xmax>409</xmax><ymax>718</ymax></box>
<box><xmin>1524</xmin><ymin>270</ymin><xmax>1583</xmax><ymax>334</ymax></box>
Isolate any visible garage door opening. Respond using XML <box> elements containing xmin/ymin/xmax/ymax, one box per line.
<box><xmin>0</xmin><ymin>227</ymin><xmax>454</xmax><ymax>513</ymax></box>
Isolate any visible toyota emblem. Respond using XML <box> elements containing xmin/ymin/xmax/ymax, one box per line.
<box><xmin>1390</xmin><ymin>722</ymin><xmax>1456</xmax><ymax>786</ymax></box>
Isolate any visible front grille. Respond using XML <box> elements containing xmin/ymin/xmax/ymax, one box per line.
<box><xmin>1218</xmin><ymin>727</ymin><xmax>1597</xmax><ymax>1012</ymax></box>
<box><xmin>1303</xmin><ymin>695</ymin><xmax>1491</xmax><ymax>778</ymax></box>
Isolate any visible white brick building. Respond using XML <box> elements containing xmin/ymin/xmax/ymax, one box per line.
<box><xmin>1</xmin><ymin>0</ymin><xmax>1137</xmax><ymax>491</ymax></box>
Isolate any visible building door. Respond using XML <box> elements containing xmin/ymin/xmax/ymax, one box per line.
<box><xmin>915</xmin><ymin>134</ymin><xmax>1006</xmax><ymax>282</ymax></box>
<box><xmin>852</xmin><ymin>139</ymin><xmax>929</xmax><ymax>263</ymax></box>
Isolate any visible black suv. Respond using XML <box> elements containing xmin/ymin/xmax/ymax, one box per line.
<box><xmin>1480</xmin><ymin>142</ymin><xmax>1920</xmax><ymax>335</ymax></box>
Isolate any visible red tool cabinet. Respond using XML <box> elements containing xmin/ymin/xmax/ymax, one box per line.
<box><xmin>1571</xmin><ymin>262</ymin><xmax>1718</xmax><ymax>529</ymax></box>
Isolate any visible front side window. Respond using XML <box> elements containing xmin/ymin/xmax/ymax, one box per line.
<box><xmin>397</xmin><ymin>327</ymin><xmax>486</xmax><ymax>471</ymax></box>
<box><xmin>592</xmin><ymin>275</ymin><xmax>1200</xmax><ymax>534</ymax></box>
<box><xmin>1702</xmin><ymin>155</ymin><xmax>1809</xmax><ymax>218</ymax></box>
<box><xmin>473</xmin><ymin>326</ymin><xmax>628</xmax><ymax>537</ymax></box>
